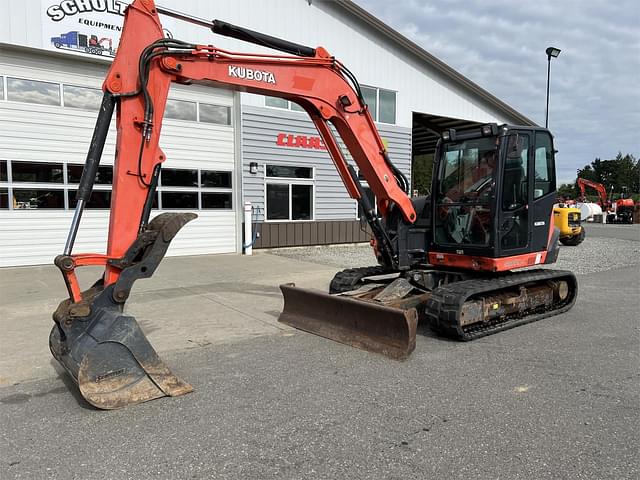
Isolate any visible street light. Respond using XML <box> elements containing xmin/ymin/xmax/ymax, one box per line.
<box><xmin>545</xmin><ymin>46</ymin><xmax>561</xmax><ymax>128</ymax></box>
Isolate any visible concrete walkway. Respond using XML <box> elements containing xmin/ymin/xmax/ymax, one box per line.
<box><xmin>0</xmin><ymin>251</ymin><xmax>340</xmax><ymax>386</ymax></box>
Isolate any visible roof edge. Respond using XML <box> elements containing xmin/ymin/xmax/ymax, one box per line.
<box><xmin>331</xmin><ymin>0</ymin><xmax>536</xmax><ymax>126</ymax></box>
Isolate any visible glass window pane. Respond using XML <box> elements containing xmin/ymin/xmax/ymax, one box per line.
<box><xmin>12</xmin><ymin>162</ymin><xmax>63</xmax><ymax>183</ymax></box>
<box><xmin>7</xmin><ymin>78</ymin><xmax>60</xmax><ymax>106</ymax></box>
<box><xmin>266</xmin><ymin>184</ymin><xmax>289</xmax><ymax>220</ymax></box>
<box><xmin>534</xmin><ymin>132</ymin><xmax>555</xmax><ymax>197</ymax></box>
<box><xmin>0</xmin><ymin>77</ymin><xmax>4</xmax><ymax>100</ymax></box>
<box><xmin>13</xmin><ymin>189</ymin><xmax>64</xmax><ymax>208</ymax></box>
<box><xmin>202</xmin><ymin>192</ymin><xmax>232</xmax><ymax>209</ymax></box>
<box><xmin>266</xmin><ymin>165</ymin><xmax>312</xmax><ymax>179</ymax></box>
<box><xmin>201</xmin><ymin>170</ymin><xmax>232</xmax><ymax>188</ymax></box>
<box><xmin>199</xmin><ymin>103</ymin><xmax>231</xmax><ymax>125</ymax></box>
<box><xmin>290</xmin><ymin>101</ymin><xmax>305</xmax><ymax>112</ymax></box>
<box><xmin>0</xmin><ymin>188</ymin><xmax>8</xmax><ymax>208</ymax></box>
<box><xmin>292</xmin><ymin>184</ymin><xmax>312</xmax><ymax>220</ymax></box>
<box><xmin>379</xmin><ymin>89</ymin><xmax>396</xmax><ymax>124</ymax></box>
<box><xmin>63</xmin><ymin>85</ymin><xmax>102</xmax><ymax>110</ymax></box>
<box><xmin>161</xmin><ymin>191</ymin><xmax>198</xmax><ymax>209</ymax></box>
<box><xmin>0</xmin><ymin>160</ymin><xmax>7</xmax><ymax>181</ymax></box>
<box><xmin>69</xmin><ymin>190</ymin><xmax>111</xmax><ymax>208</ymax></box>
<box><xmin>361</xmin><ymin>86</ymin><xmax>377</xmax><ymax>121</ymax></box>
<box><xmin>161</xmin><ymin>168</ymin><xmax>198</xmax><ymax>187</ymax></box>
<box><xmin>165</xmin><ymin>98</ymin><xmax>197</xmax><ymax>121</ymax></box>
<box><xmin>265</xmin><ymin>96</ymin><xmax>288</xmax><ymax>108</ymax></box>
<box><xmin>67</xmin><ymin>164</ymin><xmax>112</xmax><ymax>184</ymax></box>
<box><xmin>502</xmin><ymin>134</ymin><xmax>529</xmax><ymax>210</ymax></box>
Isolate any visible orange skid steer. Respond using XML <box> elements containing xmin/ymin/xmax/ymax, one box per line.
<box><xmin>51</xmin><ymin>0</ymin><xmax>576</xmax><ymax>409</ymax></box>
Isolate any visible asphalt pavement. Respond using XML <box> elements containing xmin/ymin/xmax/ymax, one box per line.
<box><xmin>1</xmin><ymin>224</ymin><xmax>638</xmax><ymax>479</ymax></box>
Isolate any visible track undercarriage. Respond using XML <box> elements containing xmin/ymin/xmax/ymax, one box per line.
<box><xmin>279</xmin><ymin>265</ymin><xmax>578</xmax><ymax>359</ymax></box>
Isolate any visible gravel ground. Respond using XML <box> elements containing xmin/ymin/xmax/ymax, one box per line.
<box><xmin>271</xmin><ymin>229</ymin><xmax>640</xmax><ymax>276</ymax></box>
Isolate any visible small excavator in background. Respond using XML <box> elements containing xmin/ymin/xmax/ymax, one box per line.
<box><xmin>577</xmin><ymin>177</ymin><xmax>634</xmax><ymax>224</ymax></box>
<box><xmin>50</xmin><ymin>0</ymin><xmax>577</xmax><ymax>409</ymax></box>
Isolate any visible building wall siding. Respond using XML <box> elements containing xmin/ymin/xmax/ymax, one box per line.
<box><xmin>241</xmin><ymin>105</ymin><xmax>411</xmax><ymax>224</ymax></box>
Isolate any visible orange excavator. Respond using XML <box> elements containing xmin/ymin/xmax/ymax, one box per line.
<box><xmin>577</xmin><ymin>177</ymin><xmax>634</xmax><ymax>223</ymax></box>
<box><xmin>51</xmin><ymin>0</ymin><xmax>577</xmax><ymax>409</ymax></box>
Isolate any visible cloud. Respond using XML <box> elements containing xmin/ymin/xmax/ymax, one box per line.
<box><xmin>355</xmin><ymin>0</ymin><xmax>640</xmax><ymax>183</ymax></box>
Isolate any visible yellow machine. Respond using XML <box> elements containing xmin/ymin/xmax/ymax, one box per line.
<box><xmin>554</xmin><ymin>205</ymin><xmax>585</xmax><ymax>246</ymax></box>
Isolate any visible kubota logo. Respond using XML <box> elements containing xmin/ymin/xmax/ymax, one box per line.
<box><xmin>228</xmin><ymin>65</ymin><xmax>276</xmax><ymax>84</ymax></box>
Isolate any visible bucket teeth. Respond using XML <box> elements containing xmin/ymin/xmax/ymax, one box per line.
<box><xmin>279</xmin><ymin>283</ymin><xmax>417</xmax><ymax>360</ymax></box>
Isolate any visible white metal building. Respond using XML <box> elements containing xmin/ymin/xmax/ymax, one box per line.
<box><xmin>0</xmin><ymin>0</ymin><xmax>532</xmax><ymax>267</ymax></box>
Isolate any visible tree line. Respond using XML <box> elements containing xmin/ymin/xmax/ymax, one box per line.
<box><xmin>557</xmin><ymin>153</ymin><xmax>639</xmax><ymax>201</ymax></box>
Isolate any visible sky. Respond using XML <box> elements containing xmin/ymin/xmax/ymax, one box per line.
<box><xmin>354</xmin><ymin>0</ymin><xmax>640</xmax><ymax>184</ymax></box>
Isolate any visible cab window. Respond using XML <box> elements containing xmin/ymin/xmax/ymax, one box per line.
<box><xmin>534</xmin><ymin>132</ymin><xmax>555</xmax><ymax>198</ymax></box>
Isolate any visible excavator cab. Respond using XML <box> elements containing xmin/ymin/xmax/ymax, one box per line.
<box><xmin>431</xmin><ymin>124</ymin><xmax>560</xmax><ymax>262</ymax></box>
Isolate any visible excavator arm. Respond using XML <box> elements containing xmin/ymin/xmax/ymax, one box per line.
<box><xmin>51</xmin><ymin>0</ymin><xmax>417</xmax><ymax>409</ymax></box>
<box><xmin>577</xmin><ymin>177</ymin><xmax>608</xmax><ymax>206</ymax></box>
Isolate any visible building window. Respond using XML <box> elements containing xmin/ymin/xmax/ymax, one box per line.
<box><xmin>67</xmin><ymin>164</ymin><xmax>113</xmax><ymax>184</ymax></box>
<box><xmin>0</xmin><ymin>188</ymin><xmax>8</xmax><ymax>208</ymax></box>
<box><xmin>265</xmin><ymin>96</ymin><xmax>305</xmax><ymax>112</ymax></box>
<box><xmin>12</xmin><ymin>162</ymin><xmax>63</xmax><ymax>183</ymax></box>
<box><xmin>7</xmin><ymin>77</ymin><xmax>60</xmax><ymax>106</ymax></box>
<box><xmin>361</xmin><ymin>86</ymin><xmax>396</xmax><ymax>124</ymax></box>
<box><xmin>265</xmin><ymin>164</ymin><xmax>314</xmax><ymax>221</ymax></box>
<box><xmin>0</xmin><ymin>160</ymin><xmax>7</xmax><ymax>182</ymax></box>
<box><xmin>199</xmin><ymin>103</ymin><xmax>231</xmax><ymax>125</ymax></box>
<box><xmin>201</xmin><ymin>170</ymin><xmax>232</xmax><ymax>188</ymax></box>
<box><xmin>0</xmin><ymin>76</ymin><xmax>4</xmax><ymax>100</ymax></box>
<box><xmin>379</xmin><ymin>89</ymin><xmax>396</xmax><ymax>124</ymax></box>
<box><xmin>266</xmin><ymin>165</ymin><xmax>313</xmax><ymax>179</ymax></box>
<box><xmin>202</xmin><ymin>192</ymin><xmax>232</xmax><ymax>209</ymax></box>
<box><xmin>161</xmin><ymin>168</ymin><xmax>198</xmax><ymax>187</ymax></box>
<box><xmin>12</xmin><ymin>189</ymin><xmax>65</xmax><ymax>209</ymax></box>
<box><xmin>68</xmin><ymin>190</ymin><xmax>112</xmax><ymax>209</ymax></box>
<box><xmin>63</xmin><ymin>85</ymin><xmax>102</xmax><ymax>110</ymax></box>
<box><xmin>165</xmin><ymin>98</ymin><xmax>197</xmax><ymax>121</ymax></box>
<box><xmin>161</xmin><ymin>191</ymin><xmax>198</xmax><ymax>209</ymax></box>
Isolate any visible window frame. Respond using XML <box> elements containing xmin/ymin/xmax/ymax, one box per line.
<box><xmin>360</xmin><ymin>85</ymin><xmax>397</xmax><ymax>125</ymax></box>
<box><xmin>264</xmin><ymin>164</ymin><xmax>315</xmax><ymax>222</ymax></box>
<box><xmin>0</xmin><ymin>159</ymin><xmax>233</xmax><ymax>212</ymax></box>
<box><xmin>264</xmin><ymin>96</ymin><xmax>306</xmax><ymax>114</ymax></box>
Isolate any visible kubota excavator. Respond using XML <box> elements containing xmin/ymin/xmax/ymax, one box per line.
<box><xmin>51</xmin><ymin>0</ymin><xmax>578</xmax><ymax>409</ymax></box>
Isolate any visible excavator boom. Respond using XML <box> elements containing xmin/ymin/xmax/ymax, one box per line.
<box><xmin>51</xmin><ymin>0</ymin><xmax>418</xmax><ymax>409</ymax></box>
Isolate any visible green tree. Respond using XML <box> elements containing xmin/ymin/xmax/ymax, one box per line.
<box><xmin>576</xmin><ymin>152</ymin><xmax>639</xmax><ymax>197</ymax></box>
<box><xmin>412</xmin><ymin>153</ymin><xmax>433</xmax><ymax>195</ymax></box>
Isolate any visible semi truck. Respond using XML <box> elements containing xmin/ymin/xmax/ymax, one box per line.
<box><xmin>51</xmin><ymin>31</ymin><xmax>115</xmax><ymax>56</ymax></box>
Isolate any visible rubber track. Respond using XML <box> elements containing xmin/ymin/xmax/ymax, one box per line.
<box><xmin>329</xmin><ymin>266</ymin><xmax>390</xmax><ymax>294</ymax></box>
<box><xmin>424</xmin><ymin>269</ymin><xmax>578</xmax><ymax>341</ymax></box>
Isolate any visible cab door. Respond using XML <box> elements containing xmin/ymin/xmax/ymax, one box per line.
<box><xmin>498</xmin><ymin>131</ymin><xmax>531</xmax><ymax>256</ymax></box>
<box><xmin>529</xmin><ymin>130</ymin><xmax>557</xmax><ymax>252</ymax></box>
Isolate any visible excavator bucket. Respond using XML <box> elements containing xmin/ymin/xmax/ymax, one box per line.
<box><xmin>279</xmin><ymin>283</ymin><xmax>417</xmax><ymax>360</ymax></box>
<box><xmin>51</xmin><ymin>213</ymin><xmax>195</xmax><ymax>409</ymax></box>
<box><xmin>49</xmin><ymin>302</ymin><xmax>192</xmax><ymax>409</ymax></box>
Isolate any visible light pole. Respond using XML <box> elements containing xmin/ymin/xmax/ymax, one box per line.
<box><xmin>545</xmin><ymin>46</ymin><xmax>561</xmax><ymax>128</ymax></box>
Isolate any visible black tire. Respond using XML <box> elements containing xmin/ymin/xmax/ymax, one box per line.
<box><xmin>560</xmin><ymin>228</ymin><xmax>586</xmax><ymax>246</ymax></box>
<box><xmin>54</xmin><ymin>42</ymin><xmax>61</xmax><ymax>48</ymax></box>
<box><xmin>329</xmin><ymin>266</ymin><xmax>389</xmax><ymax>294</ymax></box>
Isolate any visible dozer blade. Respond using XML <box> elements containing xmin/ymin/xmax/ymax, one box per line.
<box><xmin>279</xmin><ymin>283</ymin><xmax>417</xmax><ymax>360</ymax></box>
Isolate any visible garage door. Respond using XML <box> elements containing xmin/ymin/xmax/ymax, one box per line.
<box><xmin>0</xmin><ymin>51</ymin><xmax>238</xmax><ymax>267</ymax></box>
